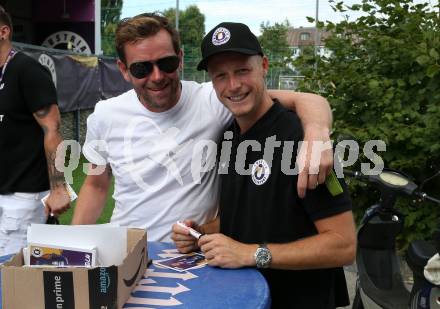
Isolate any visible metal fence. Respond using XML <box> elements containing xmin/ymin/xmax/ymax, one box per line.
<box><xmin>14</xmin><ymin>42</ymin><xmax>299</xmax><ymax>143</ymax></box>
<box><xmin>181</xmin><ymin>46</ymin><xmax>300</xmax><ymax>90</ymax></box>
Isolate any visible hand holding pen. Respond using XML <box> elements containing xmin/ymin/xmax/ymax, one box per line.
<box><xmin>176</xmin><ymin>221</ymin><xmax>204</xmax><ymax>239</ymax></box>
<box><xmin>171</xmin><ymin>220</ymin><xmax>204</xmax><ymax>253</ymax></box>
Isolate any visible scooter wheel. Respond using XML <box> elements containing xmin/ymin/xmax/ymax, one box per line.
<box><xmin>352</xmin><ymin>288</ymin><xmax>364</xmax><ymax>309</ymax></box>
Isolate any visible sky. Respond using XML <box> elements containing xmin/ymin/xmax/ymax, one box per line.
<box><xmin>120</xmin><ymin>0</ymin><xmax>366</xmax><ymax>36</ymax></box>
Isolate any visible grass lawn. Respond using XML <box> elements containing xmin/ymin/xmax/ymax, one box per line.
<box><xmin>59</xmin><ymin>156</ymin><xmax>115</xmax><ymax>225</ymax></box>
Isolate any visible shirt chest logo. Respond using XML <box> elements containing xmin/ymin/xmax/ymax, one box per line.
<box><xmin>251</xmin><ymin>159</ymin><xmax>270</xmax><ymax>185</ymax></box>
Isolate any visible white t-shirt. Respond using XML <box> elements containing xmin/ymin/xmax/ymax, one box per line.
<box><xmin>83</xmin><ymin>81</ymin><xmax>232</xmax><ymax>241</ymax></box>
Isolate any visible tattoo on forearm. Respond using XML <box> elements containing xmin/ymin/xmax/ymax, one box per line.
<box><xmin>47</xmin><ymin>151</ymin><xmax>65</xmax><ymax>189</ymax></box>
<box><xmin>35</xmin><ymin>106</ymin><xmax>52</xmax><ymax>118</ymax></box>
<box><xmin>41</xmin><ymin>122</ymin><xmax>61</xmax><ymax>136</ymax></box>
<box><xmin>41</xmin><ymin>125</ymin><xmax>48</xmax><ymax>135</ymax></box>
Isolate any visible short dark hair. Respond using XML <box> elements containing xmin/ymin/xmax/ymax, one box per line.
<box><xmin>115</xmin><ymin>12</ymin><xmax>180</xmax><ymax>64</ymax></box>
<box><xmin>0</xmin><ymin>5</ymin><xmax>13</xmax><ymax>38</ymax></box>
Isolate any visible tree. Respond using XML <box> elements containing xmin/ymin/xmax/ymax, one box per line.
<box><xmin>259</xmin><ymin>20</ymin><xmax>294</xmax><ymax>68</ymax></box>
<box><xmin>101</xmin><ymin>0</ymin><xmax>123</xmax><ymax>56</ymax></box>
<box><xmin>259</xmin><ymin>21</ymin><xmax>295</xmax><ymax>88</ymax></box>
<box><xmin>163</xmin><ymin>5</ymin><xmax>205</xmax><ymax>49</ymax></box>
<box><xmin>294</xmin><ymin>0</ymin><xmax>440</xmax><ymax>249</ymax></box>
<box><xmin>163</xmin><ymin>5</ymin><xmax>206</xmax><ymax>82</ymax></box>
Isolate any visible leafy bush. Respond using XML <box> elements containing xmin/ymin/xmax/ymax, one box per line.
<box><xmin>294</xmin><ymin>0</ymin><xmax>440</xmax><ymax>249</ymax></box>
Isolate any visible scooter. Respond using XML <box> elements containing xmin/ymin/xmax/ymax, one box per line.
<box><xmin>345</xmin><ymin>168</ymin><xmax>440</xmax><ymax>309</ymax></box>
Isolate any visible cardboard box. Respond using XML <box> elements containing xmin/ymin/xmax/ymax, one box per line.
<box><xmin>1</xmin><ymin>228</ymin><xmax>147</xmax><ymax>309</ymax></box>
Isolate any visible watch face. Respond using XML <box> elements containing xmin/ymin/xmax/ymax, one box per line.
<box><xmin>255</xmin><ymin>247</ymin><xmax>272</xmax><ymax>268</ymax></box>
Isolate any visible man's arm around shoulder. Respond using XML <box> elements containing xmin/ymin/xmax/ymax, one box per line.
<box><xmin>267</xmin><ymin>90</ymin><xmax>334</xmax><ymax>197</ymax></box>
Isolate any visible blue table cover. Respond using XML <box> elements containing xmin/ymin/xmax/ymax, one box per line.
<box><xmin>1</xmin><ymin>242</ymin><xmax>270</xmax><ymax>309</ymax></box>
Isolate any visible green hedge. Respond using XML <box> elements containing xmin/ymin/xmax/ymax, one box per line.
<box><xmin>294</xmin><ymin>0</ymin><xmax>440</xmax><ymax>249</ymax></box>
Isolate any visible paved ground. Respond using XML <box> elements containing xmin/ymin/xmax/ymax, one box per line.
<box><xmin>341</xmin><ymin>259</ymin><xmax>413</xmax><ymax>308</ymax></box>
<box><xmin>342</xmin><ymin>264</ymin><xmax>357</xmax><ymax>308</ymax></box>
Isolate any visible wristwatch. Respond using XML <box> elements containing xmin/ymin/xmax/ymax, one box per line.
<box><xmin>254</xmin><ymin>243</ymin><xmax>272</xmax><ymax>268</ymax></box>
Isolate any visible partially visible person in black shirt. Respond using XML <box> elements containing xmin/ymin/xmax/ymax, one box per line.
<box><xmin>172</xmin><ymin>22</ymin><xmax>356</xmax><ymax>308</ymax></box>
<box><xmin>0</xmin><ymin>6</ymin><xmax>70</xmax><ymax>255</ymax></box>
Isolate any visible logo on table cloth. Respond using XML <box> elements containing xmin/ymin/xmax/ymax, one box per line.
<box><xmin>125</xmin><ymin>248</ymin><xmax>197</xmax><ymax>307</ymax></box>
<box><xmin>251</xmin><ymin>159</ymin><xmax>270</xmax><ymax>185</ymax></box>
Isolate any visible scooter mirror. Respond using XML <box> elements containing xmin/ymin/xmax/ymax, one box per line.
<box><xmin>379</xmin><ymin>171</ymin><xmax>409</xmax><ymax>186</ymax></box>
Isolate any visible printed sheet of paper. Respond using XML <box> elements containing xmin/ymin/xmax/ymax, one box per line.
<box><xmin>27</xmin><ymin>224</ymin><xmax>127</xmax><ymax>266</ymax></box>
<box><xmin>28</xmin><ymin>243</ymin><xmax>96</xmax><ymax>267</ymax></box>
<box><xmin>153</xmin><ymin>252</ymin><xmax>207</xmax><ymax>272</ymax></box>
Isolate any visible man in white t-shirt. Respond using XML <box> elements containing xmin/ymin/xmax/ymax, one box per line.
<box><xmin>71</xmin><ymin>13</ymin><xmax>335</xmax><ymax>242</ymax></box>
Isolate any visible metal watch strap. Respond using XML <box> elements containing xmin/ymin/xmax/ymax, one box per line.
<box><xmin>260</xmin><ymin>243</ymin><xmax>267</xmax><ymax>249</ymax></box>
<box><xmin>255</xmin><ymin>243</ymin><xmax>272</xmax><ymax>269</ymax></box>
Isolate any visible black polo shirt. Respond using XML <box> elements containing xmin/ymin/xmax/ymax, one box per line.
<box><xmin>219</xmin><ymin>101</ymin><xmax>352</xmax><ymax>308</ymax></box>
<box><xmin>0</xmin><ymin>52</ymin><xmax>57</xmax><ymax>193</ymax></box>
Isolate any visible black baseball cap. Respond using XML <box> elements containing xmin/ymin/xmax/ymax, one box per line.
<box><xmin>197</xmin><ymin>22</ymin><xmax>263</xmax><ymax>71</ymax></box>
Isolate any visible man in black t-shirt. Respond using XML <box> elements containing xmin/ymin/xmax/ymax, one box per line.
<box><xmin>172</xmin><ymin>22</ymin><xmax>356</xmax><ymax>308</ymax></box>
<box><xmin>0</xmin><ymin>6</ymin><xmax>70</xmax><ymax>255</ymax></box>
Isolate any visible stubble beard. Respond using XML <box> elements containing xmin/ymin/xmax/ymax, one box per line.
<box><xmin>137</xmin><ymin>78</ymin><xmax>180</xmax><ymax>112</ymax></box>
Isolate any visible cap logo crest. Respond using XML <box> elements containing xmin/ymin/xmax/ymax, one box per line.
<box><xmin>212</xmin><ymin>27</ymin><xmax>231</xmax><ymax>46</ymax></box>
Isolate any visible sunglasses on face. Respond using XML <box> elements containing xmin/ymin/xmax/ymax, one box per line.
<box><xmin>129</xmin><ymin>55</ymin><xmax>180</xmax><ymax>79</ymax></box>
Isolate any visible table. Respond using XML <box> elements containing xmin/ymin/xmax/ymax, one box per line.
<box><xmin>1</xmin><ymin>242</ymin><xmax>271</xmax><ymax>309</ymax></box>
